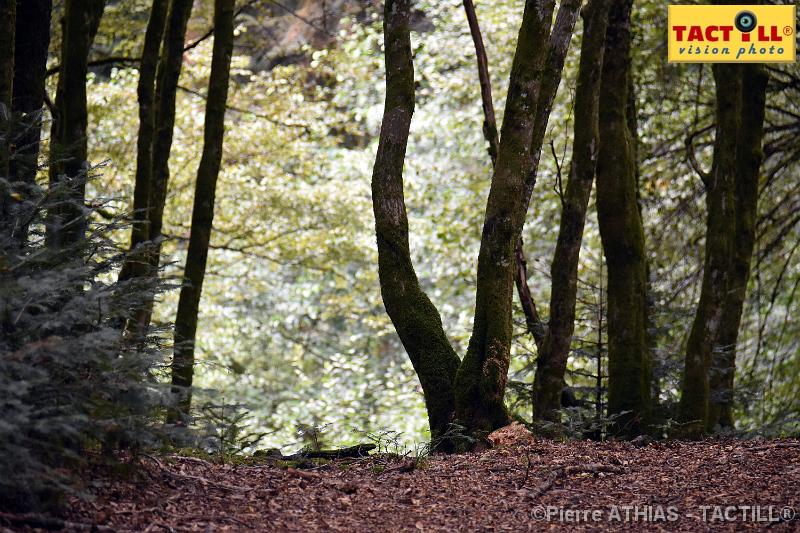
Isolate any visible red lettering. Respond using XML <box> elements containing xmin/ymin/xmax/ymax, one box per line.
<box><xmin>688</xmin><ymin>26</ymin><xmax>703</xmax><ymax>41</ymax></box>
<box><xmin>673</xmin><ymin>26</ymin><xmax>687</xmax><ymax>40</ymax></box>
<box><xmin>757</xmin><ymin>26</ymin><xmax>781</xmax><ymax>41</ymax></box>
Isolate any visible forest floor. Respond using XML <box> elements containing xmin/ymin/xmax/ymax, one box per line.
<box><xmin>10</xmin><ymin>438</ymin><xmax>800</xmax><ymax>532</ymax></box>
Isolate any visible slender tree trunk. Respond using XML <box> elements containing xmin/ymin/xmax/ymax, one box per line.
<box><xmin>678</xmin><ymin>64</ymin><xmax>740</xmax><ymax>437</ymax></box>
<box><xmin>6</xmin><ymin>0</ymin><xmax>52</xmax><ymax>248</ymax></box>
<box><xmin>168</xmin><ymin>0</ymin><xmax>235</xmax><ymax>422</ymax></box>
<box><xmin>125</xmin><ymin>0</ymin><xmax>193</xmax><ymax>338</ymax></box>
<box><xmin>533</xmin><ymin>0</ymin><xmax>610</xmax><ymax>424</ymax></box>
<box><xmin>46</xmin><ymin>0</ymin><xmax>105</xmax><ymax>250</ymax></box>
<box><xmin>0</xmin><ymin>0</ymin><xmax>15</xmax><ymax>180</ymax></box>
<box><xmin>371</xmin><ymin>0</ymin><xmax>461</xmax><ymax>446</ymax></box>
<box><xmin>0</xmin><ymin>0</ymin><xmax>17</xmax><ymax>170</ymax></box>
<box><xmin>118</xmin><ymin>0</ymin><xmax>169</xmax><ymax>284</ymax></box>
<box><xmin>514</xmin><ymin>239</ymin><xmax>545</xmax><ymax>348</ymax></box>
<box><xmin>707</xmin><ymin>65</ymin><xmax>768</xmax><ymax>431</ymax></box>
<box><xmin>595</xmin><ymin>0</ymin><xmax>651</xmax><ymax>438</ymax></box>
<box><xmin>149</xmin><ymin>0</ymin><xmax>193</xmax><ymax>247</ymax></box>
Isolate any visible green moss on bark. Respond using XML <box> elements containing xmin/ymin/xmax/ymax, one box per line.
<box><xmin>595</xmin><ymin>0</ymin><xmax>651</xmax><ymax>438</ymax></box>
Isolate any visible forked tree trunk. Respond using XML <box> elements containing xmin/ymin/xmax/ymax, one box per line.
<box><xmin>678</xmin><ymin>64</ymin><xmax>740</xmax><ymax>437</ymax></box>
<box><xmin>46</xmin><ymin>0</ymin><xmax>105</xmax><ymax>250</ymax></box>
<box><xmin>453</xmin><ymin>0</ymin><xmax>555</xmax><ymax>434</ymax></box>
<box><xmin>118</xmin><ymin>0</ymin><xmax>169</xmax><ymax>285</ymax></box>
<box><xmin>373</xmin><ymin>0</ymin><xmax>580</xmax><ymax>446</ymax></box>
<box><xmin>533</xmin><ymin>0</ymin><xmax>611</xmax><ymax>424</ymax></box>
<box><xmin>455</xmin><ymin>0</ymin><xmax>569</xmax><ymax>435</ymax></box>
<box><xmin>169</xmin><ymin>0</ymin><xmax>235</xmax><ymax>422</ymax></box>
<box><xmin>124</xmin><ymin>0</ymin><xmax>193</xmax><ymax>339</ymax></box>
<box><xmin>595</xmin><ymin>0</ymin><xmax>651</xmax><ymax>437</ymax></box>
<box><xmin>707</xmin><ymin>65</ymin><xmax>767</xmax><ymax>431</ymax></box>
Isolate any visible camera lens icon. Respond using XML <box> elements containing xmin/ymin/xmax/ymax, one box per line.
<box><xmin>735</xmin><ymin>10</ymin><xmax>757</xmax><ymax>33</ymax></box>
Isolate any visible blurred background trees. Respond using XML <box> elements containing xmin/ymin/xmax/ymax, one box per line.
<box><xmin>1</xmin><ymin>0</ymin><xmax>799</xmax><ymax>510</ymax></box>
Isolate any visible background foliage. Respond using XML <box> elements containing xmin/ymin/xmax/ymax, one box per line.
<box><xmin>47</xmin><ymin>0</ymin><xmax>800</xmax><ymax>449</ymax></box>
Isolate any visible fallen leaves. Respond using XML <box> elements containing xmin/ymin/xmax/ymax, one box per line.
<box><xmin>9</xmin><ymin>438</ymin><xmax>794</xmax><ymax>532</ymax></box>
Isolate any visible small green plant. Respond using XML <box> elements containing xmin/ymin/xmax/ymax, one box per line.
<box><xmin>196</xmin><ymin>401</ymin><xmax>269</xmax><ymax>461</ymax></box>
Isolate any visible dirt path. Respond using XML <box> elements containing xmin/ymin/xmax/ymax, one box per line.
<box><xmin>46</xmin><ymin>439</ymin><xmax>800</xmax><ymax>531</ymax></box>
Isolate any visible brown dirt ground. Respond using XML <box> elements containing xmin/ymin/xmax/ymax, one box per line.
<box><xmin>8</xmin><ymin>439</ymin><xmax>800</xmax><ymax>532</ymax></box>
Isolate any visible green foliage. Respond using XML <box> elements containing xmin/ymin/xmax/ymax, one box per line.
<box><xmin>195</xmin><ymin>400</ymin><xmax>270</xmax><ymax>458</ymax></box>
<box><xmin>76</xmin><ymin>0</ymin><xmax>798</xmax><ymax>447</ymax></box>
<box><xmin>0</xmin><ymin>168</ymin><xmax>168</xmax><ymax>511</ymax></box>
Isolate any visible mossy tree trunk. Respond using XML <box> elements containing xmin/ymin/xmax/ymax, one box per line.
<box><xmin>678</xmin><ymin>64</ymin><xmax>740</xmax><ymax>437</ymax></box>
<box><xmin>515</xmin><ymin>0</ymin><xmax>581</xmax><ymax>349</ymax></box>
<box><xmin>118</xmin><ymin>0</ymin><xmax>169</xmax><ymax>285</ymax></box>
<box><xmin>46</xmin><ymin>0</ymin><xmax>105</xmax><ymax>250</ymax></box>
<box><xmin>455</xmin><ymin>0</ymin><xmax>575</xmax><ymax>435</ymax></box>
<box><xmin>169</xmin><ymin>0</ymin><xmax>235</xmax><ymax>422</ymax></box>
<box><xmin>707</xmin><ymin>65</ymin><xmax>767</xmax><ymax>431</ymax></box>
<box><xmin>463</xmin><ymin>0</ymin><xmax>581</xmax><ymax>354</ymax></box>
<box><xmin>373</xmin><ymin>0</ymin><xmax>581</xmax><ymax>447</ymax></box>
<box><xmin>6</xmin><ymin>0</ymin><xmax>52</xmax><ymax>249</ymax></box>
<box><xmin>595</xmin><ymin>0</ymin><xmax>651</xmax><ymax>438</ymax></box>
<box><xmin>533</xmin><ymin>0</ymin><xmax>611</xmax><ymax>424</ymax></box>
<box><xmin>124</xmin><ymin>0</ymin><xmax>193</xmax><ymax>339</ymax></box>
<box><xmin>371</xmin><ymin>0</ymin><xmax>462</xmax><ymax>446</ymax></box>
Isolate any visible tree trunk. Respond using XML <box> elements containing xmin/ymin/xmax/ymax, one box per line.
<box><xmin>707</xmin><ymin>65</ymin><xmax>768</xmax><ymax>431</ymax></box>
<box><xmin>118</xmin><ymin>0</ymin><xmax>169</xmax><ymax>285</ymax></box>
<box><xmin>678</xmin><ymin>64</ymin><xmax>740</xmax><ymax>437</ymax></box>
<box><xmin>371</xmin><ymin>0</ymin><xmax>461</xmax><ymax>446</ymax></box>
<box><xmin>6</xmin><ymin>0</ymin><xmax>52</xmax><ymax>248</ymax></box>
<box><xmin>124</xmin><ymin>0</ymin><xmax>193</xmax><ymax>338</ymax></box>
<box><xmin>46</xmin><ymin>0</ymin><xmax>105</xmax><ymax>250</ymax></box>
<box><xmin>595</xmin><ymin>0</ymin><xmax>651</xmax><ymax>438</ymax></box>
<box><xmin>461</xmin><ymin>0</ymin><xmax>551</xmax><ymax>351</ymax></box>
<box><xmin>454</xmin><ymin>0</ymin><xmax>557</xmax><ymax>435</ymax></box>
<box><xmin>0</xmin><ymin>0</ymin><xmax>15</xmax><ymax>180</ymax></box>
<box><xmin>515</xmin><ymin>0</ymin><xmax>581</xmax><ymax>349</ymax></box>
<box><xmin>168</xmin><ymin>0</ymin><xmax>235</xmax><ymax>422</ymax></box>
<box><xmin>372</xmin><ymin>0</ymin><xmax>580</xmax><ymax>446</ymax></box>
<box><xmin>533</xmin><ymin>0</ymin><xmax>610</xmax><ymax>424</ymax></box>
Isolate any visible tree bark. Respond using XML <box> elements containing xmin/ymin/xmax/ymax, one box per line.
<box><xmin>149</xmin><ymin>0</ymin><xmax>194</xmax><ymax>247</ymax></box>
<box><xmin>371</xmin><ymin>0</ymin><xmax>461</xmax><ymax>446</ymax></box>
<box><xmin>707</xmin><ymin>65</ymin><xmax>768</xmax><ymax>431</ymax></box>
<box><xmin>461</xmin><ymin>0</ymin><xmax>548</xmax><ymax>351</ymax></box>
<box><xmin>515</xmin><ymin>0</ymin><xmax>581</xmax><ymax>348</ymax></box>
<box><xmin>6</xmin><ymin>0</ymin><xmax>52</xmax><ymax>248</ymax></box>
<box><xmin>169</xmin><ymin>0</ymin><xmax>235</xmax><ymax>422</ymax></box>
<box><xmin>46</xmin><ymin>0</ymin><xmax>105</xmax><ymax>250</ymax></box>
<box><xmin>533</xmin><ymin>0</ymin><xmax>610</xmax><ymax>424</ymax></box>
<box><xmin>124</xmin><ymin>0</ymin><xmax>193</xmax><ymax>339</ymax></box>
<box><xmin>454</xmin><ymin>0</ymin><xmax>557</xmax><ymax>435</ymax></box>
<box><xmin>0</xmin><ymin>0</ymin><xmax>15</xmax><ymax>178</ymax></box>
<box><xmin>372</xmin><ymin>0</ymin><xmax>580</xmax><ymax>445</ymax></box>
<box><xmin>678</xmin><ymin>64</ymin><xmax>740</xmax><ymax>437</ymax></box>
<box><xmin>118</xmin><ymin>0</ymin><xmax>169</xmax><ymax>284</ymax></box>
<box><xmin>595</xmin><ymin>0</ymin><xmax>651</xmax><ymax>437</ymax></box>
